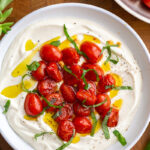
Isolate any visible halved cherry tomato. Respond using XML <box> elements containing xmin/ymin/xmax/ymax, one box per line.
<box><xmin>62</xmin><ymin>47</ymin><xmax>80</xmax><ymax>66</ymax></box>
<box><xmin>95</xmin><ymin>94</ymin><xmax>111</xmax><ymax>114</ymax></box>
<box><xmin>57</xmin><ymin>120</ymin><xmax>75</xmax><ymax>141</ymax></box>
<box><xmin>31</xmin><ymin>61</ymin><xmax>47</xmax><ymax>81</ymax></box>
<box><xmin>80</xmin><ymin>41</ymin><xmax>102</xmax><ymax>63</ymax></box>
<box><xmin>70</xmin><ymin>64</ymin><xmax>83</xmax><ymax>78</ymax></box>
<box><xmin>60</xmin><ymin>83</ymin><xmax>76</xmax><ymax>103</ymax></box>
<box><xmin>82</xmin><ymin>63</ymin><xmax>104</xmax><ymax>81</ymax></box>
<box><xmin>76</xmin><ymin>89</ymin><xmax>96</xmax><ymax>106</ymax></box>
<box><xmin>55</xmin><ymin>103</ymin><xmax>73</xmax><ymax>123</ymax></box>
<box><xmin>37</xmin><ymin>79</ymin><xmax>57</xmax><ymax>96</ymax></box>
<box><xmin>40</xmin><ymin>44</ymin><xmax>62</xmax><ymax>62</ymax></box>
<box><xmin>73</xmin><ymin>116</ymin><xmax>92</xmax><ymax>134</ymax></box>
<box><xmin>42</xmin><ymin>93</ymin><xmax>63</xmax><ymax>112</ymax></box>
<box><xmin>24</xmin><ymin>93</ymin><xmax>43</xmax><ymax>116</ymax></box>
<box><xmin>73</xmin><ymin>102</ymin><xmax>90</xmax><ymax>116</ymax></box>
<box><xmin>46</xmin><ymin>63</ymin><xmax>63</xmax><ymax>82</ymax></box>
<box><xmin>97</xmin><ymin>74</ymin><xmax>116</xmax><ymax>93</ymax></box>
<box><xmin>143</xmin><ymin>0</ymin><xmax>150</xmax><ymax>8</ymax></box>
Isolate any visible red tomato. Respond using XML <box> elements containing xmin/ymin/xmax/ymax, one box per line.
<box><xmin>57</xmin><ymin>120</ymin><xmax>75</xmax><ymax>141</ymax></box>
<box><xmin>70</xmin><ymin>64</ymin><xmax>83</xmax><ymax>78</ymax></box>
<box><xmin>76</xmin><ymin>89</ymin><xmax>96</xmax><ymax>106</ymax></box>
<box><xmin>95</xmin><ymin>94</ymin><xmax>111</xmax><ymax>114</ymax></box>
<box><xmin>24</xmin><ymin>93</ymin><xmax>43</xmax><ymax>116</ymax></box>
<box><xmin>42</xmin><ymin>93</ymin><xmax>63</xmax><ymax>112</ymax></box>
<box><xmin>143</xmin><ymin>0</ymin><xmax>150</xmax><ymax>8</ymax></box>
<box><xmin>40</xmin><ymin>44</ymin><xmax>62</xmax><ymax>62</ymax></box>
<box><xmin>82</xmin><ymin>63</ymin><xmax>104</xmax><ymax>81</ymax></box>
<box><xmin>97</xmin><ymin>74</ymin><xmax>116</xmax><ymax>93</ymax></box>
<box><xmin>80</xmin><ymin>41</ymin><xmax>102</xmax><ymax>63</ymax></box>
<box><xmin>101</xmin><ymin>107</ymin><xmax>119</xmax><ymax>127</ymax></box>
<box><xmin>46</xmin><ymin>62</ymin><xmax>63</xmax><ymax>82</ymax></box>
<box><xmin>55</xmin><ymin>103</ymin><xmax>73</xmax><ymax>123</ymax></box>
<box><xmin>37</xmin><ymin>79</ymin><xmax>57</xmax><ymax>96</ymax></box>
<box><xmin>60</xmin><ymin>83</ymin><xmax>76</xmax><ymax>103</ymax></box>
<box><xmin>31</xmin><ymin>61</ymin><xmax>47</xmax><ymax>81</ymax></box>
<box><xmin>73</xmin><ymin>117</ymin><xmax>92</xmax><ymax>134</ymax></box>
<box><xmin>62</xmin><ymin>47</ymin><xmax>80</xmax><ymax>66</ymax></box>
<box><xmin>73</xmin><ymin>102</ymin><xmax>90</xmax><ymax>116</ymax></box>
<box><xmin>78</xmin><ymin>80</ymin><xmax>96</xmax><ymax>95</ymax></box>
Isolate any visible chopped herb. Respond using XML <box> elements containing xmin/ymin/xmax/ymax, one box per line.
<box><xmin>56</xmin><ymin>129</ymin><xmax>75</xmax><ymax>150</ymax></box>
<box><xmin>3</xmin><ymin>100</ymin><xmax>10</xmax><ymax>114</ymax></box>
<box><xmin>34</xmin><ymin>131</ymin><xmax>54</xmax><ymax>140</ymax></box>
<box><xmin>50</xmin><ymin>40</ymin><xmax>61</xmax><ymax>47</ymax></box>
<box><xmin>64</xmin><ymin>65</ymin><xmax>77</xmax><ymax>78</ymax></box>
<box><xmin>27</xmin><ymin>61</ymin><xmax>40</xmax><ymax>71</ymax></box>
<box><xmin>145</xmin><ymin>142</ymin><xmax>150</xmax><ymax>150</ymax></box>
<box><xmin>113</xmin><ymin>130</ymin><xmax>127</xmax><ymax>146</ymax></box>
<box><xmin>102</xmin><ymin>108</ymin><xmax>112</xmax><ymax>139</ymax></box>
<box><xmin>52</xmin><ymin>108</ymin><xmax>62</xmax><ymax>119</ymax></box>
<box><xmin>105</xmin><ymin>85</ymin><xmax>133</xmax><ymax>90</ymax></box>
<box><xmin>90</xmin><ymin>108</ymin><xmax>98</xmax><ymax>136</ymax></box>
<box><xmin>63</xmin><ymin>24</ymin><xmax>88</xmax><ymax>59</ymax></box>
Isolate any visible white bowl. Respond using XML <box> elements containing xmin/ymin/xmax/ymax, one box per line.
<box><xmin>0</xmin><ymin>3</ymin><xmax>150</xmax><ymax>150</ymax></box>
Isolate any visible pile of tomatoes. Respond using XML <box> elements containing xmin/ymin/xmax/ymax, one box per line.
<box><xmin>24</xmin><ymin>41</ymin><xmax>119</xmax><ymax>141</ymax></box>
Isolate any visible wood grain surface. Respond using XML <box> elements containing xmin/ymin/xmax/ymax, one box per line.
<box><xmin>0</xmin><ymin>0</ymin><xmax>150</xmax><ymax>150</ymax></box>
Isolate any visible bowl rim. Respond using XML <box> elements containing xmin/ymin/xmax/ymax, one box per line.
<box><xmin>0</xmin><ymin>2</ymin><xmax>150</xmax><ymax>150</ymax></box>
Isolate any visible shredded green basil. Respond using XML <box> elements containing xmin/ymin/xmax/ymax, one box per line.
<box><xmin>27</xmin><ymin>61</ymin><xmax>40</xmax><ymax>71</ymax></box>
<box><xmin>34</xmin><ymin>131</ymin><xmax>54</xmax><ymax>140</ymax></box>
<box><xmin>113</xmin><ymin>130</ymin><xmax>127</xmax><ymax>146</ymax></box>
<box><xmin>105</xmin><ymin>85</ymin><xmax>133</xmax><ymax>90</ymax></box>
<box><xmin>63</xmin><ymin>65</ymin><xmax>77</xmax><ymax>78</ymax></box>
<box><xmin>50</xmin><ymin>40</ymin><xmax>61</xmax><ymax>47</ymax></box>
<box><xmin>56</xmin><ymin>129</ymin><xmax>75</xmax><ymax>150</ymax></box>
<box><xmin>145</xmin><ymin>142</ymin><xmax>150</xmax><ymax>150</ymax></box>
<box><xmin>3</xmin><ymin>100</ymin><xmax>10</xmax><ymax>114</ymax></box>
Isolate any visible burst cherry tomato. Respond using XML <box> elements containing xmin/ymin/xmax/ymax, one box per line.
<box><xmin>37</xmin><ymin>79</ymin><xmax>57</xmax><ymax>96</ymax></box>
<box><xmin>73</xmin><ymin>102</ymin><xmax>90</xmax><ymax>116</ymax></box>
<box><xmin>80</xmin><ymin>41</ymin><xmax>102</xmax><ymax>63</ymax></box>
<box><xmin>31</xmin><ymin>61</ymin><xmax>47</xmax><ymax>81</ymax></box>
<box><xmin>24</xmin><ymin>93</ymin><xmax>43</xmax><ymax>116</ymax></box>
<box><xmin>82</xmin><ymin>63</ymin><xmax>104</xmax><ymax>81</ymax></box>
<box><xmin>46</xmin><ymin>63</ymin><xmax>63</xmax><ymax>82</ymax></box>
<box><xmin>73</xmin><ymin>117</ymin><xmax>92</xmax><ymax>134</ymax></box>
<box><xmin>76</xmin><ymin>89</ymin><xmax>96</xmax><ymax>106</ymax></box>
<box><xmin>42</xmin><ymin>93</ymin><xmax>63</xmax><ymax>112</ymax></box>
<box><xmin>40</xmin><ymin>44</ymin><xmax>62</xmax><ymax>62</ymax></box>
<box><xmin>97</xmin><ymin>74</ymin><xmax>116</xmax><ymax>93</ymax></box>
<box><xmin>143</xmin><ymin>0</ymin><xmax>150</xmax><ymax>8</ymax></box>
<box><xmin>96</xmin><ymin>94</ymin><xmax>111</xmax><ymax>114</ymax></box>
<box><xmin>70</xmin><ymin>64</ymin><xmax>83</xmax><ymax>78</ymax></box>
<box><xmin>57</xmin><ymin>120</ymin><xmax>75</xmax><ymax>141</ymax></box>
<box><xmin>60</xmin><ymin>83</ymin><xmax>76</xmax><ymax>103</ymax></box>
<box><xmin>62</xmin><ymin>47</ymin><xmax>80</xmax><ymax>66</ymax></box>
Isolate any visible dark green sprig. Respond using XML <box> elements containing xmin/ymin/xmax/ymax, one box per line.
<box><xmin>64</xmin><ymin>65</ymin><xmax>77</xmax><ymax>78</ymax></box>
<box><xmin>27</xmin><ymin>61</ymin><xmax>40</xmax><ymax>71</ymax></box>
<box><xmin>56</xmin><ymin>129</ymin><xmax>75</xmax><ymax>150</ymax></box>
<box><xmin>145</xmin><ymin>142</ymin><xmax>150</xmax><ymax>150</ymax></box>
<box><xmin>105</xmin><ymin>85</ymin><xmax>133</xmax><ymax>90</ymax></box>
<box><xmin>113</xmin><ymin>130</ymin><xmax>127</xmax><ymax>146</ymax></box>
<box><xmin>34</xmin><ymin>131</ymin><xmax>54</xmax><ymax>140</ymax></box>
<box><xmin>50</xmin><ymin>40</ymin><xmax>61</xmax><ymax>47</ymax></box>
<box><xmin>3</xmin><ymin>100</ymin><xmax>10</xmax><ymax>114</ymax></box>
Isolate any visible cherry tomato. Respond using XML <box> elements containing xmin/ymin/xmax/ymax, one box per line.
<box><xmin>62</xmin><ymin>47</ymin><xmax>80</xmax><ymax>66</ymax></box>
<box><xmin>70</xmin><ymin>64</ymin><xmax>83</xmax><ymax>78</ymax></box>
<box><xmin>73</xmin><ymin>116</ymin><xmax>92</xmax><ymax>134</ymax></box>
<box><xmin>40</xmin><ymin>44</ymin><xmax>62</xmax><ymax>62</ymax></box>
<box><xmin>46</xmin><ymin>62</ymin><xmax>63</xmax><ymax>82</ymax></box>
<box><xmin>82</xmin><ymin>63</ymin><xmax>104</xmax><ymax>81</ymax></box>
<box><xmin>42</xmin><ymin>93</ymin><xmax>63</xmax><ymax>112</ymax></box>
<box><xmin>76</xmin><ymin>89</ymin><xmax>96</xmax><ymax>106</ymax></box>
<box><xmin>55</xmin><ymin>103</ymin><xmax>73</xmax><ymax>123</ymax></box>
<box><xmin>57</xmin><ymin>120</ymin><xmax>75</xmax><ymax>141</ymax></box>
<box><xmin>97</xmin><ymin>74</ymin><xmax>116</xmax><ymax>93</ymax></box>
<box><xmin>95</xmin><ymin>94</ymin><xmax>111</xmax><ymax>114</ymax></box>
<box><xmin>31</xmin><ymin>61</ymin><xmax>47</xmax><ymax>81</ymax></box>
<box><xmin>80</xmin><ymin>41</ymin><xmax>102</xmax><ymax>63</ymax></box>
<box><xmin>37</xmin><ymin>79</ymin><xmax>57</xmax><ymax>96</ymax></box>
<box><xmin>73</xmin><ymin>102</ymin><xmax>90</xmax><ymax>116</ymax></box>
<box><xmin>143</xmin><ymin>0</ymin><xmax>150</xmax><ymax>8</ymax></box>
<box><xmin>60</xmin><ymin>83</ymin><xmax>76</xmax><ymax>103</ymax></box>
<box><xmin>24</xmin><ymin>93</ymin><xmax>43</xmax><ymax>116</ymax></box>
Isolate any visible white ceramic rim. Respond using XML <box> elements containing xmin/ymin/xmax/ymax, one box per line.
<box><xmin>0</xmin><ymin>3</ymin><xmax>150</xmax><ymax>150</ymax></box>
<box><xmin>115</xmin><ymin>0</ymin><xmax>150</xmax><ymax>24</ymax></box>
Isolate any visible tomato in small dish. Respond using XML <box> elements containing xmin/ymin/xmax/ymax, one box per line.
<box><xmin>80</xmin><ymin>41</ymin><xmax>102</xmax><ymax>63</ymax></box>
<box><xmin>142</xmin><ymin>0</ymin><xmax>150</xmax><ymax>8</ymax></box>
<box><xmin>40</xmin><ymin>44</ymin><xmax>62</xmax><ymax>62</ymax></box>
<box><xmin>73</xmin><ymin>116</ymin><xmax>92</xmax><ymax>134</ymax></box>
<box><xmin>70</xmin><ymin>64</ymin><xmax>83</xmax><ymax>78</ymax></box>
<box><xmin>24</xmin><ymin>93</ymin><xmax>43</xmax><ymax>116</ymax></box>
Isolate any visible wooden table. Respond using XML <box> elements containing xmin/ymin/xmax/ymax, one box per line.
<box><xmin>0</xmin><ymin>0</ymin><xmax>150</xmax><ymax>150</ymax></box>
